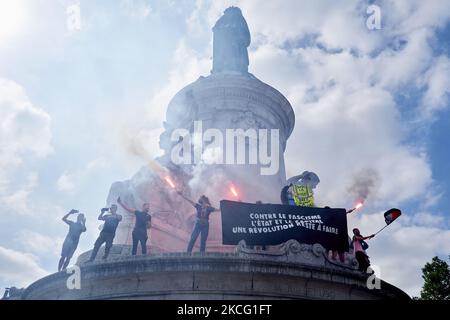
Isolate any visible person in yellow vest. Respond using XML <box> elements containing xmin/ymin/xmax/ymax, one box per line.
<box><xmin>291</xmin><ymin>184</ymin><xmax>315</xmax><ymax>207</ymax></box>
<box><xmin>287</xmin><ymin>171</ymin><xmax>320</xmax><ymax>208</ymax></box>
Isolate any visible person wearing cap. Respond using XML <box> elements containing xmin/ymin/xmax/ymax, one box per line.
<box><xmin>177</xmin><ymin>192</ymin><xmax>220</xmax><ymax>253</ymax></box>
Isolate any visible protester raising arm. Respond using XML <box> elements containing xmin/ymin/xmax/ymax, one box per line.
<box><xmin>117</xmin><ymin>197</ymin><xmax>152</xmax><ymax>256</ymax></box>
<box><xmin>210</xmin><ymin>206</ymin><xmax>220</xmax><ymax>212</ymax></box>
<box><xmin>355</xmin><ymin>234</ymin><xmax>375</xmax><ymax>241</ymax></box>
<box><xmin>98</xmin><ymin>207</ymin><xmax>110</xmax><ymax>221</ymax></box>
<box><xmin>117</xmin><ymin>197</ymin><xmax>136</xmax><ymax>214</ymax></box>
<box><xmin>62</xmin><ymin>209</ymin><xmax>78</xmax><ymax>225</ymax></box>
<box><xmin>176</xmin><ymin>191</ymin><xmax>196</xmax><ymax>207</ymax></box>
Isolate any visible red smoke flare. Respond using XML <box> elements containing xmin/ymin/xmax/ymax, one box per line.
<box><xmin>164</xmin><ymin>176</ymin><xmax>176</xmax><ymax>189</ymax></box>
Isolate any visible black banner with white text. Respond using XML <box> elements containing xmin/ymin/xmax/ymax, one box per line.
<box><xmin>220</xmin><ymin>200</ymin><xmax>349</xmax><ymax>252</ymax></box>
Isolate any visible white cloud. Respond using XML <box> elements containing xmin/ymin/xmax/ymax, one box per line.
<box><xmin>117</xmin><ymin>39</ymin><xmax>211</xmax><ymax>162</ymax></box>
<box><xmin>0</xmin><ymin>1</ymin><xmax>28</xmax><ymax>48</ymax></box>
<box><xmin>381</xmin><ymin>0</ymin><xmax>450</xmax><ymax>33</ymax></box>
<box><xmin>120</xmin><ymin>0</ymin><xmax>152</xmax><ymax>20</ymax></box>
<box><xmin>56</xmin><ymin>157</ymin><xmax>112</xmax><ymax>194</ymax></box>
<box><xmin>56</xmin><ymin>172</ymin><xmax>76</xmax><ymax>193</ymax></box>
<box><xmin>1</xmin><ymin>172</ymin><xmax>39</xmax><ymax>214</ymax></box>
<box><xmin>419</xmin><ymin>55</ymin><xmax>450</xmax><ymax>118</ymax></box>
<box><xmin>0</xmin><ymin>79</ymin><xmax>52</xmax><ymax>167</ymax></box>
<box><xmin>410</xmin><ymin>211</ymin><xmax>448</xmax><ymax>228</ymax></box>
<box><xmin>278</xmin><ymin>67</ymin><xmax>433</xmax><ymax>207</ymax></box>
<box><xmin>0</xmin><ymin>79</ymin><xmax>52</xmax><ymax>218</ymax></box>
<box><xmin>0</xmin><ymin>246</ymin><xmax>48</xmax><ymax>288</ymax></box>
<box><xmin>86</xmin><ymin>157</ymin><xmax>110</xmax><ymax>171</ymax></box>
<box><xmin>147</xmin><ymin>39</ymin><xmax>211</xmax><ymax>127</ymax></box>
<box><xmin>15</xmin><ymin>230</ymin><xmax>63</xmax><ymax>257</ymax></box>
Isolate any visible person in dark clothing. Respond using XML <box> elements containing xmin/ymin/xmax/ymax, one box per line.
<box><xmin>177</xmin><ymin>192</ymin><xmax>220</xmax><ymax>253</ymax></box>
<box><xmin>323</xmin><ymin>206</ymin><xmax>346</xmax><ymax>263</ymax></box>
<box><xmin>87</xmin><ymin>205</ymin><xmax>122</xmax><ymax>262</ymax></box>
<box><xmin>280</xmin><ymin>183</ymin><xmax>294</xmax><ymax>205</ymax></box>
<box><xmin>352</xmin><ymin>228</ymin><xmax>375</xmax><ymax>272</ymax></box>
<box><xmin>58</xmin><ymin>209</ymin><xmax>86</xmax><ymax>271</ymax></box>
<box><xmin>117</xmin><ymin>197</ymin><xmax>152</xmax><ymax>255</ymax></box>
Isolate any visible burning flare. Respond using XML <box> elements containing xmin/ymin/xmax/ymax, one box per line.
<box><xmin>347</xmin><ymin>201</ymin><xmax>364</xmax><ymax>214</ymax></box>
<box><xmin>230</xmin><ymin>185</ymin><xmax>239</xmax><ymax>198</ymax></box>
<box><xmin>164</xmin><ymin>176</ymin><xmax>176</xmax><ymax>189</ymax></box>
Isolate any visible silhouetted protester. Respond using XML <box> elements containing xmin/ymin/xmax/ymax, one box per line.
<box><xmin>352</xmin><ymin>228</ymin><xmax>375</xmax><ymax>272</ymax></box>
<box><xmin>58</xmin><ymin>209</ymin><xmax>86</xmax><ymax>271</ymax></box>
<box><xmin>87</xmin><ymin>205</ymin><xmax>122</xmax><ymax>262</ymax></box>
<box><xmin>117</xmin><ymin>197</ymin><xmax>152</xmax><ymax>255</ymax></box>
<box><xmin>323</xmin><ymin>206</ymin><xmax>346</xmax><ymax>263</ymax></box>
<box><xmin>177</xmin><ymin>191</ymin><xmax>220</xmax><ymax>253</ymax></box>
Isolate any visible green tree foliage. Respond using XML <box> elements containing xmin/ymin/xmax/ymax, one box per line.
<box><xmin>419</xmin><ymin>256</ymin><xmax>450</xmax><ymax>300</ymax></box>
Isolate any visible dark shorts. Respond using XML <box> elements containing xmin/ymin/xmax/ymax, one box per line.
<box><xmin>132</xmin><ymin>229</ymin><xmax>148</xmax><ymax>239</ymax></box>
<box><xmin>355</xmin><ymin>251</ymin><xmax>370</xmax><ymax>271</ymax></box>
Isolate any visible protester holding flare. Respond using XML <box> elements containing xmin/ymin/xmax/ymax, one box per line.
<box><xmin>347</xmin><ymin>202</ymin><xmax>364</xmax><ymax>214</ymax></box>
<box><xmin>117</xmin><ymin>197</ymin><xmax>152</xmax><ymax>256</ymax></box>
<box><xmin>327</xmin><ymin>202</ymin><xmax>363</xmax><ymax>263</ymax></box>
<box><xmin>59</xmin><ymin>209</ymin><xmax>86</xmax><ymax>271</ymax></box>
<box><xmin>177</xmin><ymin>191</ymin><xmax>220</xmax><ymax>253</ymax></box>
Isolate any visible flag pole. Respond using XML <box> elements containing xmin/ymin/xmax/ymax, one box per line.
<box><xmin>374</xmin><ymin>208</ymin><xmax>402</xmax><ymax>235</ymax></box>
<box><xmin>374</xmin><ymin>224</ymin><xmax>389</xmax><ymax>236</ymax></box>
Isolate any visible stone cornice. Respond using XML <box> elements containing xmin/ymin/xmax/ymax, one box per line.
<box><xmin>22</xmin><ymin>243</ymin><xmax>410</xmax><ymax>300</ymax></box>
<box><xmin>165</xmin><ymin>74</ymin><xmax>295</xmax><ymax>140</ymax></box>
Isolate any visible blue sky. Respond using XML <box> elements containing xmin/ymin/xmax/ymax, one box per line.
<box><xmin>0</xmin><ymin>0</ymin><xmax>449</xmax><ymax>297</ymax></box>
<box><xmin>428</xmin><ymin>107</ymin><xmax>450</xmax><ymax>213</ymax></box>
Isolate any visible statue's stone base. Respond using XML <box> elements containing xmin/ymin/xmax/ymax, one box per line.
<box><xmin>21</xmin><ymin>242</ymin><xmax>409</xmax><ymax>300</ymax></box>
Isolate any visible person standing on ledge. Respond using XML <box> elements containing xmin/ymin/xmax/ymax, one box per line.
<box><xmin>352</xmin><ymin>228</ymin><xmax>375</xmax><ymax>272</ymax></box>
<box><xmin>177</xmin><ymin>192</ymin><xmax>220</xmax><ymax>253</ymax></box>
<box><xmin>59</xmin><ymin>209</ymin><xmax>86</xmax><ymax>271</ymax></box>
<box><xmin>117</xmin><ymin>197</ymin><xmax>152</xmax><ymax>256</ymax></box>
<box><xmin>87</xmin><ymin>205</ymin><xmax>122</xmax><ymax>262</ymax></box>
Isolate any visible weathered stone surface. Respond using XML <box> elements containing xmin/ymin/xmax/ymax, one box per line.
<box><xmin>21</xmin><ymin>243</ymin><xmax>409</xmax><ymax>300</ymax></box>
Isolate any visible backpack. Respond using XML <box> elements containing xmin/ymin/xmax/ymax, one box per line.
<box><xmin>361</xmin><ymin>240</ymin><xmax>369</xmax><ymax>250</ymax></box>
<box><xmin>351</xmin><ymin>238</ymin><xmax>369</xmax><ymax>251</ymax></box>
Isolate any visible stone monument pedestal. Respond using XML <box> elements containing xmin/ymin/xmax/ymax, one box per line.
<box><xmin>21</xmin><ymin>242</ymin><xmax>410</xmax><ymax>300</ymax></box>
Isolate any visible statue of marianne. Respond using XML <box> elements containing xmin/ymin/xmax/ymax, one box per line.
<box><xmin>212</xmin><ymin>7</ymin><xmax>251</xmax><ymax>74</ymax></box>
